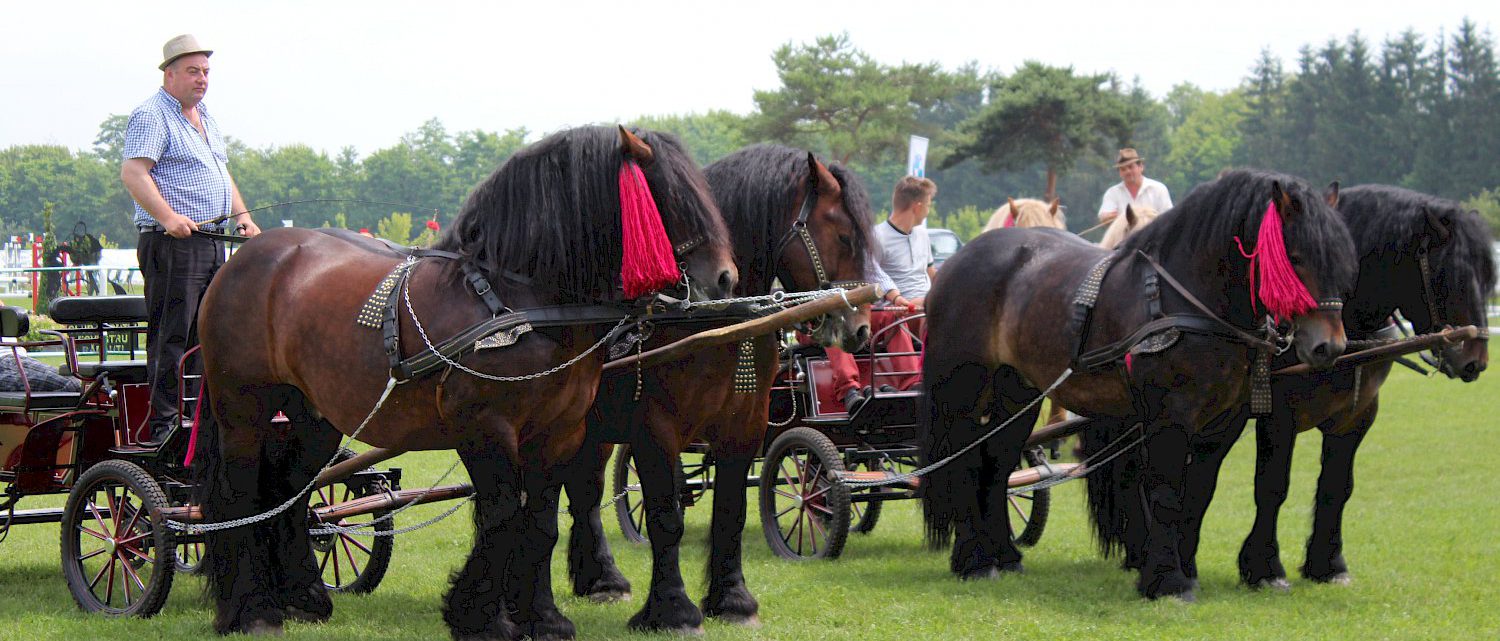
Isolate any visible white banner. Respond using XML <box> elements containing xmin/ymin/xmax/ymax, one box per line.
<box><xmin>906</xmin><ymin>135</ymin><xmax>930</xmax><ymax>177</ymax></box>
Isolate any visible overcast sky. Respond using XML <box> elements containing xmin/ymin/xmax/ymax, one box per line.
<box><xmin>1</xmin><ymin>1</ymin><xmax>1493</xmax><ymax>158</ymax></box>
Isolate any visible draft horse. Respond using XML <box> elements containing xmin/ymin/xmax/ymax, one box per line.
<box><xmin>193</xmin><ymin>125</ymin><xmax>738</xmax><ymax>639</ymax></box>
<box><xmin>1136</xmin><ymin>184</ymin><xmax>1493</xmax><ymax>591</ymax></box>
<box><xmin>920</xmin><ymin>169</ymin><xmax>1356</xmax><ymax>600</ymax></box>
<box><xmin>983</xmin><ymin>197</ymin><xmax>1067</xmax><ymax>231</ymax></box>
<box><xmin>561</xmin><ymin>143</ymin><xmax>874</xmax><ymax>632</ymax></box>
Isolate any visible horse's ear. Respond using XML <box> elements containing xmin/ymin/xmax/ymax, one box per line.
<box><xmin>1007</xmin><ymin>197</ymin><xmax>1018</xmax><ymax>215</ymax></box>
<box><xmin>808</xmin><ymin>152</ymin><xmax>840</xmax><ymax>199</ymax></box>
<box><xmin>1324</xmin><ymin>181</ymin><xmax>1340</xmax><ymax>208</ymax></box>
<box><xmin>1125</xmin><ymin>204</ymin><xmax>1137</xmax><ymax>227</ymax></box>
<box><xmin>618</xmin><ymin>125</ymin><xmax>654</xmax><ymax>166</ymax></box>
<box><xmin>1270</xmin><ymin>181</ymin><xmax>1294</xmax><ymax>217</ymax></box>
<box><xmin>1048</xmin><ymin>198</ymin><xmax>1060</xmax><ymax>216</ymax></box>
<box><xmin>1423</xmin><ymin>205</ymin><xmax>1453</xmax><ymax>244</ymax></box>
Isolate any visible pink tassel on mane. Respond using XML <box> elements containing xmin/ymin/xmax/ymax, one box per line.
<box><xmin>1003</xmin><ymin>210</ymin><xmax>1017</xmax><ymax>228</ymax></box>
<box><xmin>618</xmin><ymin>161</ymin><xmax>680</xmax><ymax>298</ymax></box>
<box><xmin>1237</xmin><ymin>200</ymin><xmax>1316</xmax><ymax>322</ymax></box>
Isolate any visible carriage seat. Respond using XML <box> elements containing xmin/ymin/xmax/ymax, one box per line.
<box><xmin>0</xmin><ymin>390</ymin><xmax>81</xmax><ymax>411</ymax></box>
<box><xmin>47</xmin><ymin>296</ymin><xmax>148</xmax><ymax>325</ymax></box>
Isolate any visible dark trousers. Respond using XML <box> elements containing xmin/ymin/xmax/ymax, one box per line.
<box><xmin>138</xmin><ymin>231</ymin><xmax>224</xmax><ymax>440</ymax></box>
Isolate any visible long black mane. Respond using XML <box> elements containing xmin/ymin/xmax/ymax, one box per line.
<box><xmin>1341</xmin><ymin>184</ymin><xmax>1496</xmax><ymax>313</ymax></box>
<box><xmin>434</xmin><ymin>125</ymin><xmax>722</xmax><ymax>303</ymax></box>
<box><xmin>1118</xmin><ymin>168</ymin><xmax>1357</xmax><ymax>320</ymax></box>
<box><xmin>703</xmin><ymin>143</ymin><xmax>874</xmax><ymax>294</ymax></box>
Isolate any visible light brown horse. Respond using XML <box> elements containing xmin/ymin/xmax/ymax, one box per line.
<box><xmin>983</xmin><ymin>197</ymin><xmax>1067</xmax><ymax>232</ymax></box>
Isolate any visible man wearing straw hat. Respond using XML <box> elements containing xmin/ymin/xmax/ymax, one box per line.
<box><xmin>1097</xmin><ymin>148</ymin><xmax>1172</xmax><ymax>224</ymax></box>
<box><xmin>120</xmin><ymin>34</ymin><xmax>261</xmax><ymax>447</ymax></box>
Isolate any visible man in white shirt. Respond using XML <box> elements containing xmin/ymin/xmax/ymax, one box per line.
<box><xmin>835</xmin><ymin>177</ymin><xmax>937</xmax><ymax>413</ymax></box>
<box><xmin>1097</xmin><ymin>148</ymin><xmax>1172</xmax><ymax>224</ymax></box>
<box><xmin>873</xmin><ymin>176</ymin><xmax>938</xmax><ymax>307</ymax></box>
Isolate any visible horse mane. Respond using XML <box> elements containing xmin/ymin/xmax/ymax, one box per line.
<box><xmin>432</xmin><ymin>125</ymin><xmax>720</xmax><ymax>303</ymax></box>
<box><xmin>1098</xmin><ymin>205</ymin><xmax>1160</xmax><ymax>250</ymax></box>
<box><xmin>1118</xmin><ymin>169</ymin><xmax>1356</xmax><ymax>311</ymax></box>
<box><xmin>703</xmin><ymin>143</ymin><xmax>874</xmax><ymax>294</ymax></box>
<box><xmin>1340</xmin><ymin>184</ymin><xmax>1497</xmax><ymax>296</ymax></box>
<box><xmin>983</xmin><ymin>198</ymin><xmax>1065</xmax><ymax>231</ymax></box>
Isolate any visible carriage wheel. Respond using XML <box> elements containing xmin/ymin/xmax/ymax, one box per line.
<box><xmin>309</xmin><ymin>479</ymin><xmax>394</xmax><ymax>594</ymax></box>
<box><xmin>611</xmin><ymin>445</ymin><xmax>694</xmax><ymax>544</ymax></box>
<box><xmin>612</xmin><ymin>445</ymin><xmax>648</xmax><ymax>543</ymax></box>
<box><xmin>759</xmin><ymin>427</ymin><xmax>850</xmax><ymax>560</ymax></box>
<box><xmin>174</xmin><ymin>538</ymin><xmax>204</xmax><ymax>575</ymax></box>
<box><xmin>1009</xmin><ymin>448</ymin><xmax>1053</xmax><ymax>547</ymax></box>
<box><xmin>60</xmin><ymin>459</ymin><xmax>176</xmax><ymax>617</ymax></box>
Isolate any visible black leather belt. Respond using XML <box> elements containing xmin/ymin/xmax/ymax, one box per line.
<box><xmin>139</xmin><ymin>223</ymin><xmax>225</xmax><ymax>234</ymax></box>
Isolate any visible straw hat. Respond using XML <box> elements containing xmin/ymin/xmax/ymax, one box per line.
<box><xmin>1114</xmin><ymin>148</ymin><xmax>1144</xmax><ymax>168</ymax></box>
<box><xmin>159</xmin><ymin>34</ymin><xmax>213</xmax><ymax>70</ymax></box>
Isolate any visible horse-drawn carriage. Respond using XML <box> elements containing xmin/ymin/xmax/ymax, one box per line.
<box><xmin>0</xmin><ymin>296</ymin><xmax>429</xmax><ymax>616</ymax></box>
<box><xmin>609</xmin><ymin>307</ymin><xmax>1078</xmax><ymax>560</ymax></box>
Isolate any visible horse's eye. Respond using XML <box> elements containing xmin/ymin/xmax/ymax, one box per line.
<box><xmin>838</xmin><ymin>234</ymin><xmax>853</xmax><ymax>249</ymax></box>
<box><xmin>1288</xmin><ymin>254</ymin><xmax>1303</xmax><ymax>266</ymax></box>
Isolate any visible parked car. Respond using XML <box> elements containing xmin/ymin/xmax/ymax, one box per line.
<box><xmin>929</xmin><ymin>228</ymin><xmax>963</xmax><ymax>270</ymax></box>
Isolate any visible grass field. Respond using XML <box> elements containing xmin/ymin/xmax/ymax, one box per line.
<box><xmin>2</xmin><ymin>347</ymin><xmax>1498</xmax><ymax>640</ymax></box>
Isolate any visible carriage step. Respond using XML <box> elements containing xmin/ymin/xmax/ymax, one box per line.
<box><xmin>834</xmin><ymin>462</ymin><xmax>1085</xmax><ymax>490</ymax></box>
<box><xmin>1</xmin><ymin>507</ymin><xmax>65</xmax><ymax>526</ymax></box>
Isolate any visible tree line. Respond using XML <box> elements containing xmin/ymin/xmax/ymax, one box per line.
<box><xmin>1</xmin><ymin>20</ymin><xmax>1497</xmax><ymax>247</ymax></box>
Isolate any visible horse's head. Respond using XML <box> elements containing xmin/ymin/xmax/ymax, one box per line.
<box><xmin>985</xmin><ymin>198</ymin><xmax>1066</xmax><ymax>232</ymax></box>
<box><xmin>777</xmin><ymin>153</ymin><xmax>872</xmax><ymax>351</ymax></box>
<box><xmin>1375</xmin><ymin>193</ymin><xmax>1495</xmax><ymax>381</ymax></box>
<box><xmin>626</xmin><ymin>127</ymin><xmax>738</xmax><ymax>301</ymax></box>
<box><xmin>1099</xmin><ymin>204</ymin><xmax>1159</xmax><ymax>250</ymax></box>
<box><xmin>1262</xmin><ymin>179</ymin><xmax>1356</xmax><ymax>371</ymax></box>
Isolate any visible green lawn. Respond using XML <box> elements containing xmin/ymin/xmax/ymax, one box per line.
<box><xmin>2</xmin><ymin>347</ymin><xmax>1498</xmax><ymax>640</ymax></box>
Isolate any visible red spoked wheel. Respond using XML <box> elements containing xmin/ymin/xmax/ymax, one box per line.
<box><xmin>309</xmin><ymin>480</ymin><xmax>394</xmax><ymax>594</ymax></box>
<box><xmin>60</xmin><ymin>459</ymin><xmax>176</xmax><ymax>617</ymax></box>
<box><xmin>759</xmin><ymin>427</ymin><xmax>850</xmax><ymax>560</ymax></box>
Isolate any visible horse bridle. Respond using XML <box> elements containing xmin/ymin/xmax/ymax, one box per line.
<box><xmin>1410</xmin><ymin>236</ymin><xmax>1490</xmax><ymax>372</ymax></box>
<box><xmin>770</xmin><ymin>176</ymin><xmax>868</xmax><ymax>293</ymax></box>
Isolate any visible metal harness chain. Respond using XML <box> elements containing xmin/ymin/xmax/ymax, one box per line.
<box><xmin>840</xmin><ymin>367</ymin><xmax>1075</xmax><ymax>490</ymax></box>
<box><xmin>680</xmin><ymin>286</ymin><xmax>856</xmax><ymax>313</ymax></box>
<box><xmin>168</xmin><ymin>376</ymin><xmax>402</xmax><ymax>534</ymax></box>
<box><xmin>307</xmin><ymin>456</ymin><xmax>467</xmax><ymax>537</ymax></box>
<box><xmin>1004</xmin><ymin>425</ymin><xmax>1146</xmax><ymax>496</ymax></box>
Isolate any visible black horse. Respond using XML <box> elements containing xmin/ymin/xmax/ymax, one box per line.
<box><xmin>920</xmin><ymin>170</ymin><xmax>1356</xmax><ymax>600</ymax></box>
<box><xmin>1094</xmin><ymin>184</ymin><xmax>1494</xmax><ymax>592</ymax></box>
<box><xmin>561</xmin><ymin>143</ymin><xmax>874</xmax><ymax>632</ymax></box>
<box><xmin>193</xmin><ymin>126</ymin><xmax>737</xmax><ymax>639</ymax></box>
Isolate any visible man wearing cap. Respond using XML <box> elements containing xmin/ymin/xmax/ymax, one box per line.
<box><xmin>1097</xmin><ymin>148</ymin><xmax>1172</xmax><ymax>224</ymax></box>
<box><xmin>121</xmin><ymin>34</ymin><xmax>260</xmax><ymax>447</ymax></box>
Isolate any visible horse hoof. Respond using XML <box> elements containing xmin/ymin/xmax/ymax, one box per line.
<box><xmin>1254</xmin><ymin>578</ymin><xmax>1292</xmax><ymax>592</ymax></box>
<box><xmin>284</xmin><ymin>606</ymin><xmax>331</xmax><ymax>624</ymax></box>
<box><xmin>1329</xmin><ymin>573</ymin><xmax>1352</xmax><ymax>586</ymax></box>
<box><xmin>1173</xmin><ymin>590</ymin><xmax>1197</xmax><ymax>604</ymax></box>
<box><xmin>713</xmin><ymin>612</ymin><xmax>761</xmax><ymax>628</ymax></box>
<box><xmin>959</xmin><ymin>567</ymin><xmax>1000</xmax><ymax>581</ymax></box>
<box><xmin>587</xmin><ymin>590</ymin><xmax>632</xmax><ymax>604</ymax></box>
<box><xmin>244</xmin><ymin>619</ymin><xmax>285</xmax><ymax>636</ymax></box>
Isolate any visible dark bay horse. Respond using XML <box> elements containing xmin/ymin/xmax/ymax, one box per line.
<box><xmin>193</xmin><ymin>126</ymin><xmax>737</xmax><ymax>639</ymax></box>
<box><xmin>1123</xmin><ymin>184</ymin><xmax>1493</xmax><ymax>591</ymax></box>
<box><xmin>561</xmin><ymin>143</ymin><xmax>874</xmax><ymax>632</ymax></box>
<box><xmin>920</xmin><ymin>170</ymin><xmax>1356</xmax><ymax>600</ymax></box>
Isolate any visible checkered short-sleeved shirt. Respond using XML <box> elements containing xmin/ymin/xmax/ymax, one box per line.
<box><xmin>124</xmin><ymin>88</ymin><xmax>234</xmax><ymax>228</ymax></box>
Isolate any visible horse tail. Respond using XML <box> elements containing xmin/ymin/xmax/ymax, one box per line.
<box><xmin>1078</xmin><ymin>418</ymin><xmax>1135</xmax><ymax>559</ymax></box>
<box><xmin>918</xmin><ymin>356</ymin><xmax>992</xmax><ymax>552</ymax></box>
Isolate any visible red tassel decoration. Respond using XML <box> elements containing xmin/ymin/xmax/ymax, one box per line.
<box><xmin>618</xmin><ymin>160</ymin><xmax>680</xmax><ymax>298</ymax></box>
<box><xmin>1237</xmin><ymin>200</ymin><xmax>1317</xmax><ymax>322</ymax></box>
